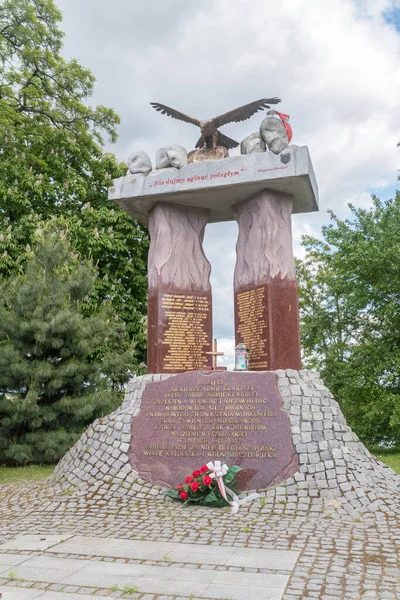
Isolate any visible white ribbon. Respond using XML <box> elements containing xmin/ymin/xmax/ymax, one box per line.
<box><xmin>206</xmin><ymin>460</ymin><xmax>259</xmax><ymax>514</ymax></box>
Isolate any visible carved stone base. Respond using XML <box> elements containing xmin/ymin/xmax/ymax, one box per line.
<box><xmin>51</xmin><ymin>370</ymin><xmax>400</xmax><ymax>518</ymax></box>
<box><xmin>188</xmin><ymin>145</ymin><xmax>229</xmax><ymax>163</ymax></box>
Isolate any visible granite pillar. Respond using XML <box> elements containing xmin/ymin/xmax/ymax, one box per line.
<box><xmin>147</xmin><ymin>202</ymin><xmax>212</xmax><ymax>373</ymax></box>
<box><xmin>233</xmin><ymin>189</ymin><xmax>301</xmax><ymax>371</ymax></box>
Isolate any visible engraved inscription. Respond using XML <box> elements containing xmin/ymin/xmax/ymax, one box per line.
<box><xmin>144</xmin><ymin>379</ymin><xmax>277</xmax><ymax>460</ymax></box>
<box><xmin>130</xmin><ymin>372</ymin><xmax>299</xmax><ymax>490</ymax></box>
<box><xmin>236</xmin><ymin>286</ymin><xmax>268</xmax><ymax>369</ymax></box>
<box><xmin>130</xmin><ymin>371</ymin><xmax>298</xmax><ymax>489</ymax></box>
<box><xmin>161</xmin><ymin>293</ymin><xmax>210</xmax><ymax>371</ymax></box>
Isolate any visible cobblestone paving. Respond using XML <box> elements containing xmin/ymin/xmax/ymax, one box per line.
<box><xmin>1</xmin><ymin>479</ymin><xmax>399</xmax><ymax>599</ymax></box>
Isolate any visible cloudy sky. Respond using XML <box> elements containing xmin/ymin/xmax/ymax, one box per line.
<box><xmin>56</xmin><ymin>0</ymin><xmax>400</xmax><ymax>367</ymax></box>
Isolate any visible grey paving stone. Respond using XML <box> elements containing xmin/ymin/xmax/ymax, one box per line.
<box><xmin>142</xmin><ymin>565</ymin><xmax>215</xmax><ymax>583</ymax></box>
<box><xmin>64</xmin><ymin>557</ymin><xmax>152</xmax><ymax>584</ymax></box>
<box><xmin>37</xmin><ymin>594</ymin><xmax>117</xmax><ymax>600</ymax></box>
<box><xmin>168</xmin><ymin>544</ymin><xmax>235</xmax><ymax>565</ymax></box>
<box><xmin>111</xmin><ymin>539</ymin><xmax>179</xmax><ymax>560</ymax></box>
<box><xmin>0</xmin><ymin>535</ymin><xmax>73</xmax><ymax>552</ymax></box>
<box><xmin>0</xmin><ymin>554</ymin><xmax>31</xmax><ymax>567</ymax></box>
<box><xmin>136</xmin><ymin>577</ymin><xmax>209</xmax><ymax>597</ymax></box>
<box><xmin>49</xmin><ymin>536</ymin><xmax>119</xmax><ymax>556</ymax></box>
<box><xmin>227</xmin><ymin>548</ymin><xmax>299</xmax><ymax>571</ymax></box>
<box><xmin>19</xmin><ymin>556</ymin><xmax>90</xmax><ymax>572</ymax></box>
<box><xmin>202</xmin><ymin>580</ymin><xmax>286</xmax><ymax>599</ymax></box>
<box><xmin>2</xmin><ymin>564</ymin><xmax>78</xmax><ymax>583</ymax></box>
<box><xmin>0</xmin><ymin>588</ymin><xmax>44</xmax><ymax>599</ymax></box>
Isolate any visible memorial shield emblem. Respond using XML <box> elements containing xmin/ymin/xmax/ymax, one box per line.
<box><xmin>280</xmin><ymin>152</ymin><xmax>291</xmax><ymax>164</ymax></box>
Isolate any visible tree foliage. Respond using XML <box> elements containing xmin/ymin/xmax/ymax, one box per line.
<box><xmin>0</xmin><ymin>0</ymin><xmax>120</xmax><ymax>219</ymax></box>
<box><xmin>298</xmin><ymin>194</ymin><xmax>400</xmax><ymax>446</ymax></box>
<box><xmin>0</xmin><ymin>224</ymin><xmax>135</xmax><ymax>465</ymax></box>
<box><xmin>0</xmin><ymin>0</ymin><xmax>149</xmax><ymax>368</ymax></box>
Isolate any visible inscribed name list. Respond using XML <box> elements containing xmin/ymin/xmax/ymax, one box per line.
<box><xmin>160</xmin><ymin>293</ymin><xmax>211</xmax><ymax>372</ymax></box>
<box><xmin>235</xmin><ymin>286</ymin><xmax>268</xmax><ymax>370</ymax></box>
<box><xmin>130</xmin><ymin>371</ymin><xmax>298</xmax><ymax>490</ymax></box>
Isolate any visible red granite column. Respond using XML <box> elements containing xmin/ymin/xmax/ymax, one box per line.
<box><xmin>147</xmin><ymin>202</ymin><xmax>212</xmax><ymax>374</ymax></box>
<box><xmin>233</xmin><ymin>189</ymin><xmax>301</xmax><ymax>371</ymax></box>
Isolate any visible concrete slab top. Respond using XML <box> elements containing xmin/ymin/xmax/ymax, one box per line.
<box><xmin>109</xmin><ymin>146</ymin><xmax>319</xmax><ymax>226</ymax></box>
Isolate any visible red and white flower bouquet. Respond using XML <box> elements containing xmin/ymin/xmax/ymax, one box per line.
<box><xmin>164</xmin><ymin>462</ymin><xmax>242</xmax><ymax>508</ymax></box>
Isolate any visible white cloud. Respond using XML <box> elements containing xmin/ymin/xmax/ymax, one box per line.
<box><xmin>56</xmin><ymin>0</ymin><xmax>400</xmax><ymax>338</ymax></box>
<box><xmin>216</xmin><ymin>338</ymin><xmax>236</xmax><ymax>371</ymax></box>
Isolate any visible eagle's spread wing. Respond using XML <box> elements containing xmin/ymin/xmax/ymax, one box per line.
<box><xmin>217</xmin><ymin>131</ymin><xmax>239</xmax><ymax>149</ymax></box>
<box><xmin>150</xmin><ymin>102</ymin><xmax>200</xmax><ymax>127</ymax></box>
<box><xmin>213</xmin><ymin>97</ymin><xmax>281</xmax><ymax>128</ymax></box>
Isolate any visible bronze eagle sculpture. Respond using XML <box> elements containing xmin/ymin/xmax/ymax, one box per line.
<box><xmin>150</xmin><ymin>97</ymin><xmax>281</xmax><ymax>151</ymax></box>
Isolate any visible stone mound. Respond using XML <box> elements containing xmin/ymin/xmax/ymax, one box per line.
<box><xmin>51</xmin><ymin>370</ymin><xmax>400</xmax><ymax>517</ymax></box>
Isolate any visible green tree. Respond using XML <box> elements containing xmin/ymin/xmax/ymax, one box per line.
<box><xmin>0</xmin><ymin>223</ymin><xmax>135</xmax><ymax>465</ymax></box>
<box><xmin>0</xmin><ymin>0</ymin><xmax>149</xmax><ymax>367</ymax></box>
<box><xmin>298</xmin><ymin>194</ymin><xmax>400</xmax><ymax>446</ymax></box>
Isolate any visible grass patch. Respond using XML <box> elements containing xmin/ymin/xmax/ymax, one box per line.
<box><xmin>0</xmin><ymin>464</ymin><xmax>55</xmax><ymax>485</ymax></box>
<box><xmin>121</xmin><ymin>584</ymin><xmax>138</xmax><ymax>594</ymax></box>
<box><xmin>369</xmin><ymin>447</ymin><xmax>400</xmax><ymax>474</ymax></box>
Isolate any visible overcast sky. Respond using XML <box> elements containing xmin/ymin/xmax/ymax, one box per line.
<box><xmin>55</xmin><ymin>0</ymin><xmax>400</xmax><ymax>367</ymax></box>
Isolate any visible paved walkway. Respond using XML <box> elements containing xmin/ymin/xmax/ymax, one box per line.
<box><xmin>0</xmin><ymin>534</ymin><xmax>298</xmax><ymax>599</ymax></box>
<box><xmin>0</xmin><ymin>480</ymin><xmax>399</xmax><ymax>600</ymax></box>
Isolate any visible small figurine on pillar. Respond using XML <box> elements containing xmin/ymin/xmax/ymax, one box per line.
<box><xmin>109</xmin><ymin>96</ymin><xmax>318</xmax><ymax>374</ymax></box>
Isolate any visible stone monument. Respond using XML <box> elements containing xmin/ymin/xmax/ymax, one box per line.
<box><xmin>106</xmin><ymin>98</ymin><xmax>317</xmax><ymax>492</ymax></box>
<box><xmin>52</xmin><ymin>100</ymin><xmax>399</xmax><ymax>514</ymax></box>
